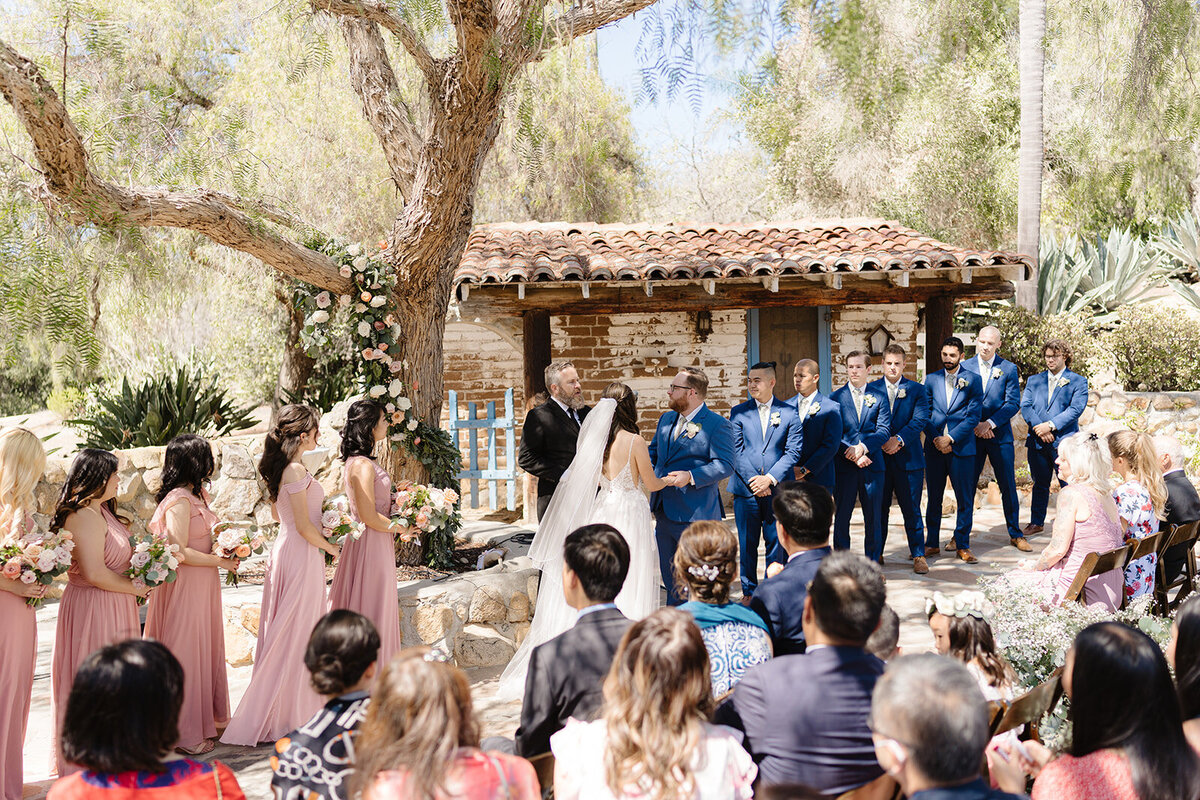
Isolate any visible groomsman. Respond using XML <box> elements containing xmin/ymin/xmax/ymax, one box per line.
<box><xmin>832</xmin><ymin>351</ymin><xmax>891</xmax><ymax>563</ymax></box>
<box><xmin>729</xmin><ymin>362</ymin><xmax>804</xmax><ymax>595</ymax></box>
<box><xmin>518</xmin><ymin>361</ymin><xmax>590</xmax><ymax>520</ymax></box>
<box><xmin>961</xmin><ymin>326</ymin><xmax>1031</xmax><ymax>552</ymax></box>
<box><xmin>924</xmin><ymin>337</ymin><xmax>983</xmax><ymax>563</ymax></box>
<box><xmin>649</xmin><ymin>367</ymin><xmax>735</xmax><ymax>605</ymax></box>
<box><xmin>789</xmin><ymin>359</ymin><xmax>843</xmax><ymax>493</ymax></box>
<box><xmin>1020</xmin><ymin>339</ymin><xmax>1089</xmax><ymax>536</ymax></box>
<box><xmin>869</xmin><ymin>344</ymin><xmax>932</xmax><ymax>574</ymax></box>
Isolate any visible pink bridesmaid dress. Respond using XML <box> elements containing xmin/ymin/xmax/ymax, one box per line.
<box><xmin>143</xmin><ymin>488</ymin><xmax>230</xmax><ymax>750</ymax></box>
<box><xmin>329</xmin><ymin>456</ymin><xmax>400</xmax><ymax>669</ymax></box>
<box><xmin>221</xmin><ymin>473</ymin><xmax>327</xmax><ymax>745</ymax></box>
<box><xmin>51</xmin><ymin>507</ymin><xmax>140</xmax><ymax>775</ymax></box>
<box><xmin>1</xmin><ymin>519</ymin><xmax>37</xmax><ymax>800</ymax></box>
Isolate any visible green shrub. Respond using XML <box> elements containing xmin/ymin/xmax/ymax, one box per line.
<box><xmin>282</xmin><ymin>355</ymin><xmax>358</xmax><ymax>413</ymax></box>
<box><xmin>0</xmin><ymin>361</ymin><xmax>51</xmax><ymax>417</ymax></box>
<box><xmin>45</xmin><ymin>386</ymin><xmax>88</xmax><ymax>417</ymax></box>
<box><xmin>1103</xmin><ymin>304</ymin><xmax>1200</xmax><ymax>392</ymax></box>
<box><xmin>989</xmin><ymin>306</ymin><xmax>1104</xmax><ymax>381</ymax></box>
<box><xmin>69</xmin><ymin>365</ymin><xmax>258</xmax><ymax>449</ymax></box>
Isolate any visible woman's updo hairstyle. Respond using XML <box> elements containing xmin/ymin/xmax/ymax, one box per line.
<box><xmin>305</xmin><ymin>609</ymin><xmax>381</xmax><ymax>696</ymax></box>
<box><xmin>672</xmin><ymin>520</ymin><xmax>738</xmax><ymax>604</ymax></box>
<box><xmin>340</xmin><ymin>399</ymin><xmax>385</xmax><ymax>462</ymax></box>
<box><xmin>259</xmin><ymin>404</ymin><xmax>320</xmax><ymax>502</ymax></box>
<box><xmin>602</xmin><ymin>382</ymin><xmax>639</xmax><ymax>463</ymax></box>
<box><xmin>157</xmin><ymin>434</ymin><xmax>215</xmax><ymax>504</ymax></box>
<box><xmin>52</xmin><ymin>448</ymin><xmax>121</xmax><ymax>532</ymax></box>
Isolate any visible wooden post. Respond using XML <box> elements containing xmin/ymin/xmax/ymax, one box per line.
<box><xmin>925</xmin><ymin>295</ymin><xmax>955</xmax><ymax>377</ymax></box>
<box><xmin>523</xmin><ymin>310</ymin><xmax>552</xmax><ymax>402</ymax></box>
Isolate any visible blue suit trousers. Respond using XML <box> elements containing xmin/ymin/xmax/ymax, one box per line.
<box><xmin>925</xmin><ymin>450</ymin><xmax>975</xmax><ymax>550</ymax></box>
<box><xmin>974</xmin><ymin>438</ymin><xmax>1023</xmax><ymax>539</ymax></box>
<box><xmin>1028</xmin><ymin>445</ymin><xmax>1061</xmax><ymax>526</ymax></box>
<box><xmin>734</xmin><ymin>494</ymin><xmax>782</xmax><ymax>596</ymax></box>
<box><xmin>654</xmin><ymin>514</ymin><xmax>689</xmax><ymax>606</ymax></box>
<box><xmin>834</xmin><ymin>469</ymin><xmax>883</xmax><ymax>562</ymax></box>
<box><xmin>881</xmin><ymin>459</ymin><xmax>925</xmax><ymax>557</ymax></box>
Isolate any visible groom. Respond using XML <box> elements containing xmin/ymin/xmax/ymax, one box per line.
<box><xmin>649</xmin><ymin>367</ymin><xmax>735</xmax><ymax>605</ymax></box>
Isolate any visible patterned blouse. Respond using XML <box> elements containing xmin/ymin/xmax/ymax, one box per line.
<box><xmin>1114</xmin><ymin>480</ymin><xmax>1159</xmax><ymax>600</ymax></box>
<box><xmin>700</xmin><ymin>621</ymin><xmax>773</xmax><ymax>697</ymax></box>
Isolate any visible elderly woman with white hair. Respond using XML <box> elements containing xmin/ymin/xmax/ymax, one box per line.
<box><xmin>1005</xmin><ymin>432</ymin><xmax>1125</xmax><ymax>610</ymax></box>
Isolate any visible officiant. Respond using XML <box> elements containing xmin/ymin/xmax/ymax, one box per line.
<box><xmin>518</xmin><ymin>361</ymin><xmax>590</xmax><ymax>520</ymax></box>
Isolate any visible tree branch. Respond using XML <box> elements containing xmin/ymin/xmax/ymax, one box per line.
<box><xmin>311</xmin><ymin>0</ymin><xmax>441</xmax><ymax>85</ymax></box>
<box><xmin>0</xmin><ymin>37</ymin><xmax>352</xmax><ymax>294</ymax></box>
<box><xmin>534</xmin><ymin>0</ymin><xmax>660</xmax><ymax>59</ymax></box>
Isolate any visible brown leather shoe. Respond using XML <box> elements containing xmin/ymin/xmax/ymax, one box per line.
<box><xmin>1022</xmin><ymin>523</ymin><xmax>1044</xmax><ymax>536</ymax></box>
<box><xmin>957</xmin><ymin>549</ymin><xmax>979</xmax><ymax>564</ymax></box>
<box><xmin>913</xmin><ymin>556</ymin><xmax>929</xmax><ymax>574</ymax></box>
<box><xmin>925</xmin><ymin>545</ymin><xmax>941</xmax><ymax>556</ymax></box>
<box><xmin>1011</xmin><ymin>537</ymin><xmax>1033</xmax><ymax>552</ymax></box>
<box><xmin>945</xmin><ymin>540</ymin><xmax>957</xmax><ymax>551</ymax></box>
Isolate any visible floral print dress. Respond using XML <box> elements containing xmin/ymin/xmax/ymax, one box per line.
<box><xmin>1114</xmin><ymin>480</ymin><xmax>1158</xmax><ymax>601</ymax></box>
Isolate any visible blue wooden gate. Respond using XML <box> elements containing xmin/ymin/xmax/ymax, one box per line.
<box><xmin>446</xmin><ymin>388</ymin><xmax>518</xmax><ymax>511</ymax></box>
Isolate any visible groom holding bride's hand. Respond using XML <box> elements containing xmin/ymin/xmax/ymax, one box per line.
<box><xmin>649</xmin><ymin>367</ymin><xmax>734</xmax><ymax>605</ymax></box>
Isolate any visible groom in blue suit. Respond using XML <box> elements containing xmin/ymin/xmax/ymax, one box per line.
<box><xmin>649</xmin><ymin>367</ymin><xmax>735</xmax><ymax>605</ymax></box>
<box><xmin>832</xmin><ymin>351</ymin><xmax>891</xmax><ymax>563</ymax></box>
<box><xmin>925</xmin><ymin>336</ymin><xmax>983</xmax><ymax>562</ymax></box>
<box><xmin>1020</xmin><ymin>339</ymin><xmax>1089</xmax><ymax>535</ymax></box>
<box><xmin>729</xmin><ymin>362</ymin><xmax>804</xmax><ymax>595</ymax></box>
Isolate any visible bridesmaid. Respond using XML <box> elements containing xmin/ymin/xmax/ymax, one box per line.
<box><xmin>144</xmin><ymin>434</ymin><xmax>238</xmax><ymax>755</ymax></box>
<box><xmin>51</xmin><ymin>449</ymin><xmax>147</xmax><ymax>775</ymax></box>
<box><xmin>221</xmin><ymin>404</ymin><xmax>340</xmax><ymax>746</ymax></box>
<box><xmin>0</xmin><ymin>427</ymin><xmax>48</xmax><ymax>800</ymax></box>
<box><xmin>329</xmin><ymin>399</ymin><xmax>402</xmax><ymax>669</ymax></box>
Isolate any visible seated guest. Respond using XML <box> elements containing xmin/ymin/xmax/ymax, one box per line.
<box><xmin>871</xmin><ymin>654</ymin><xmax>1026</xmax><ymax>799</ymax></box>
<box><xmin>716</xmin><ymin>552</ymin><xmax>886</xmax><ymax>794</ymax></box>
<box><xmin>990</xmin><ymin>622</ymin><xmax>1200</xmax><ymax>800</ymax></box>
<box><xmin>552</xmin><ymin>608</ymin><xmax>756</xmax><ymax>800</ymax></box>
<box><xmin>749</xmin><ymin>481</ymin><xmax>834</xmax><ymax>655</ymax></box>
<box><xmin>271</xmin><ymin>610</ymin><xmax>379</xmax><ymax>800</ymax></box>
<box><xmin>676</xmin><ymin>520</ymin><xmax>772</xmax><ymax>697</ymax></box>
<box><xmin>515</xmin><ymin>524</ymin><xmax>632</xmax><ymax>758</ymax></box>
<box><xmin>1108</xmin><ymin>430</ymin><xmax>1166</xmax><ymax>601</ymax></box>
<box><xmin>351</xmin><ymin>648</ymin><xmax>539</xmax><ymax>800</ymax></box>
<box><xmin>925</xmin><ymin>591</ymin><xmax>1016</xmax><ymax>704</ymax></box>
<box><xmin>1167</xmin><ymin>596</ymin><xmax>1200</xmax><ymax>753</ymax></box>
<box><xmin>1155</xmin><ymin>434</ymin><xmax>1200</xmax><ymax>583</ymax></box>
<box><xmin>49</xmin><ymin>639</ymin><xmax>245</xmax><ymax>799</ymax></box>
<box><xmin>865</xmin><ymin>604</ymin><xmax>901</xmax><ymax>662</ymax></box>
<box><xmin>1000</xmin><ymin>432</ymin><xmax>1124</xmax><ymax>609</ymax></box>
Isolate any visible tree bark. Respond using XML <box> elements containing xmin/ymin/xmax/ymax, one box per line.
<box><xmin>272</xmin><ymin>277</ymin><xmax>316</xmax><ymax>417</ymax></box>
<box><xmin>1015</xmin><ymin>0</ymin><xmax>1045</xmax><ymax>311</ymax></box>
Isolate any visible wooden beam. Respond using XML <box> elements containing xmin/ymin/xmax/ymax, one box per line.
<box><xmin>522</xmin><ymin>310</ymin><xmax>551</xmax><ymax>405</ymax></box>
<box><xmin>925</xmin><ymin>295</ymin><xmax>956</xmax><ymax>378</ymax></box>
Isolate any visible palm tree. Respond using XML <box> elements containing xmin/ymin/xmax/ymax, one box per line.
<box><xmin>1016</xmin><ymin>0</ymin><xmax>1045</xmax><ymax>310</ymax></box>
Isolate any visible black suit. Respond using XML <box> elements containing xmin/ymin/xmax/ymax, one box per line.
<box><xmin>514</xmin><ymin>606</ymin><xmax>631</xmax><ymax>757</ymax></box>
<box><xmin>1163</xmin><ymin>470</ymin><xmax>1200</xmax><ymax>582</ymax></box>
<box><xmin>714</xmin><ymin>645</ymin><xmax>885</xmax><ymax>794</ymax></box>
<box><xmin>518</xmin><ymin>400</ymin><xmax>590</xmax><ymax>520</ymax></box>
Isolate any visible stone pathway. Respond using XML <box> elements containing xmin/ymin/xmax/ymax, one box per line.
<box><xmin>21</xmin><ymin>501</ymin><xmax>1033</xmax><ymax>800</ymax></box>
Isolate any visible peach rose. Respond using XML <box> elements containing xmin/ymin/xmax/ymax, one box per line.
<box><xmin>234</xmin><ymin>544</ymin><xmax>252</xmax><ymax>558</ymax></box>
<box><xmin>2</xmin><ymin>560</ymin><xmax>21</xmax><ymax>579</ymax></box>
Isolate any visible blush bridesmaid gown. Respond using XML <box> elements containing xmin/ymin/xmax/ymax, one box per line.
<box><xmin>221</xmin><ymin>473</ymin><xmax>327</xmax><ymax>745</ymax></box>
<box><xmin>328</xmin><ymin>455</ymin><xmax>400</xmax><ymax>669</ymax></box>
<box><xmin>144</xmin><ymin>488</ymin><xmax>230</xmax><ymax>751</ymax></box>
<box><xmin>1</xmin><ymin>519</ymin><xmax>37</xmax><ymax>800</ymax></box>
<box><xmin>51</xmin><ymin>507</ymin><xmax>140</xmax><ymax>775</ymax></box>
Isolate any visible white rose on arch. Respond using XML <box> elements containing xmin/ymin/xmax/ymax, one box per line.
<box><xmin>407</xmin><ymin>418</ymin><xmax>419</xmax><ymax>431</ymax></box>
<box><xmin>370</xmin><ymin>295</ymin><xmax>387</xmax><ymax>308</ymax></box>
<box><xmin>347</xmin><ymin>243</ymin><xmax>362</xmax><ymax>257</ymax></box>
<box><xmin>353</xmin><ymin>256</ymin><xmax>369</xmax><ymax>271</ymax></box>
<box><xmin>388</xmin><ymin>379</ymin><xmax>403</xmax><ymax>397</ymax></box>
<box><xmin>357</xmin><ymin>321</ymin><xmax>372</xmax><ymax>337</ymax></box>
<box><xmin>369</xmin><ymin>385</ymin><xmax>388</xmax><ymax>398</ymax></box>
<box><xmin>396</xmin><ymin>397</ymin><xmax>412</xmax><ymax>412</ymax></box>
<box><xmin>311</xmin><ymin>310</ymin><xmax>330</xmax><ymax>324</ymax></box>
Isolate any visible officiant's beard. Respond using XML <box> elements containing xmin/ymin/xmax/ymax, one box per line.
<box><xmin>560</xmin><ymin>392</ymin><xmax>585</xmax><ymax>411</ymax></box>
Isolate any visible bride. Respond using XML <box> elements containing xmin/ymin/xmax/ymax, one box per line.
<box><xmin>497</xmin><ymin>381</ymin><xmax>666</xmax><ymax>699</ymax></box>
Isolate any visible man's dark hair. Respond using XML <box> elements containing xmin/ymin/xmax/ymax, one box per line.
<box><xmin>1044</xmin><ymin>338</ymin><xmax>1074</xmax><ymax>367</ymax></box>
<box><xmin>865</xmin><ymin>604</ymin><xmax>901</xmax><ymax>661</ymax></box>
<box><xmin>61</xmin><ymin>639</ymin><xmax>183</xmax><ymax>773</ymax></box>
<box><xmin>808</xmin><ymin>552</ymin><xmax>885</xmax><ymax>645</ymax></box>
<box><xmin>772</xmin><ymin>481</ymin><xmax>833</xmax><ymax>547</ymax></box>
<box><xmin>564</xmin><ymin>524</ymin><xmax>631</xmax><ymax>603</ymax></box>
<box><xmin>941</xmin><ymin>336</ymin><xmax>965</xmax><ymax>354</ymax></box>
<box><xmin>750</xmin><ymin>361</ymin><xmax>777</xmax><ymax>376</ymax></box>
<box><xmin>882</xmin><ymin>343</ymin><xmax>907</xmax><ymax>359</ymax></box>
<box><xmin>845</xmin><ymin>350</ymin><xmax>871</xmax><ymax>366</ymax></box>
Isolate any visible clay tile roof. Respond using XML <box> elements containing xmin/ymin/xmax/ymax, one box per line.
<box><xmin>455</xmin><ymin>219</ymin><xmax>1031</xmax><ymax>285</ymax></box>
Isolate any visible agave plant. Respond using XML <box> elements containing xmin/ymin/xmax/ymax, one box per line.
<box><xmin>1153</xmin><ymin>212</ymin><xmax>1200</xmax><ymax>312</ymax></box>
<box><xmin>69</xmin><ymin>365</ymin><xmax>258</xmax><ymax>449</ymax></box>
<box><xmin>1038</xmin><ymin>228</ymin><xmax>1169</xmax><ymax>321</ymax></box>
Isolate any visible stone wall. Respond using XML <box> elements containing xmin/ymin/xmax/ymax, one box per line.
<box><xmin>827</xmin><ymin>303</ymin><xmax>922</xmax><ymax>383</ymax></box>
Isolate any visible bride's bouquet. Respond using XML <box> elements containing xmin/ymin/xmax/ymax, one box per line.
<box><xmin>321</xmin><ymin>495</ymin><xmax>365</xmax><ymax>565</ymax></box>
<box><xmin>390</xmin><ymin>482</ymin><xmax>458</xmax><ymax>544</ymax></box>
<box><xmin>126</xmin><ymin>536</ymin><xmax>182</xmax><ymax>604</ymax></box>
<box><xmin>212</xmin><ymin>522</ymin><xmax>267</xmax><ymax>586</ymax></box>
<box><xmin>0</xmin><ymin>522</ymin><xmax>74</xmax><ymax>607</ymax></box>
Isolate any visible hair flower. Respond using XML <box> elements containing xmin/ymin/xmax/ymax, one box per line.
<box><xmin>925</xmin><ymin>590</ymin><xmax>993</xmax><ymax>620</ymax></box>
<box><xmin>687</xmin><ymin>563</ymin><xmax>720</xmax><ymax>582</ymax></box>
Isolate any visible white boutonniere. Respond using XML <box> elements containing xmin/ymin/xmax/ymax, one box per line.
<box><xmin>1057</xmin><ymin>376</ymin><xmax>1070</xmax><ymax>388</ymax></box>
<box><xmin>770</xmin><ymin>412</ymin><xmax>782</xmax><ymax>426</ymax></box>
<box><xmin>808</xmin><ymin>403</ymin><xmax>821</xmax><ymax>417</ymax></box>
<box><xmin>864</xmin><ymin>395</ymin><xmax>877</xmax><ymax>407</ymax></box>
<box><xmin>685</xmin><ymin>421</ymin><xmax>701</xmax><ymax>439</ymax></box>
<box><xmin>897</xmin><ymin>388</ymin><xmax>907</xmax><ymax>399</ymax></box>
<box><xmin>991</xmin><ymin>367</ymin><xmax>1003</xmax><ymax>380</ymax></box>
<box><xmin>956</xmin><ymin>377</ymin><xmax>968</xmax><ymax>390</ymax></box>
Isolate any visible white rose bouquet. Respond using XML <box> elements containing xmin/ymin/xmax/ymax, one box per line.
<box><xmin>321</xmin><ymin>495</ymin><xmax>365</xmax><ymax>565</ymax></box>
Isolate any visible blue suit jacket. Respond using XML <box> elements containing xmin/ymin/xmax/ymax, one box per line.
<box><xmin>1021</xmin><ymin>369</ymin><xmax>1089</xmax><ymax>450</ymax></box>
<box><xmin>925</xmin><ymin>369</ymin><xmax>983</xmax><ymax>457</ymax></box>
<box><xmin>868</xmin><ymin>377</ymin><xmax>931</xmax><ymax>471</ymax></box>
<box><xmin>961</xmin><ymin>355</ymin><xmax>1020</xmax><ymax>444</ymax></box>
<box><xmin>787</xmin><ymin>392</ymin><xmax>843</xmax><ymax>487</ymax></box>
<box><xmin>729</xmin><ymin>397</ymin><xmax>803</xmax><ymax>497</ymax></box>
<box><xmin>831</xmin><ymin>384</ymin><xmax>891</xmax><ymax>474</ymax></box>
<box><xmin>648</xmin><ymin>404</ymin><xmax>735</xmax><ymax>522</ymax></box>
<box><xmin>749</xmin><ymin>546</ymin><xmax>829</xmax><ymax>655</ymax></box>
<box><xmin>714</xmin><ymin>645</ymin><xmax>886</xmax><ymax>794</ymax></box>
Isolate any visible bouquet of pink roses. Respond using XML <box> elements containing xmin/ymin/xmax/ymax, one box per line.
<box><xmin>390</xmin><ymin>482</ymin><xmax>459</xmax><ymax>544</ymax></box>
<box><xmin>212</xmin><ymin>522</ymin><xmax>267</xmax><ymax>586</ymax></box>
<box><xmin>0</xmin><ymin>524</ymin><xmax>74</xmax><ymax>607</ymax></box>
<box><xmin>320</xmin><ymin>495</ymin><xmax>364</xmax><ymax>565</ymax></box>
<box><xmin>125</xmin><ymin>536</ymin><xmax>182</xmax><ymax>604</ymax></box>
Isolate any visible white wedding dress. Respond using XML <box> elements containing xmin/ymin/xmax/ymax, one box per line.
<box><xmin>496</xmin><ymin>398</ymin><xmax>661</xmax><ymax>700</ymax></box>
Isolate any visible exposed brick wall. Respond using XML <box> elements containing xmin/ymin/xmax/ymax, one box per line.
<box><xmin>827</xmin><ymin>304</ymin><xmax>922</xmax><ymax>385</ymax></box>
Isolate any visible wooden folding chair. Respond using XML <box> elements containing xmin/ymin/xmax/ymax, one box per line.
<box><xmin>994</xmin><ymin>668</ymin><xmax>1064</xmax><ymax>743</ymax></box>
<box><xmin>1060</xmin><ymin>545</ymin><xmax>1132</xmax><ymax>608</ymax></box>
<box><xmin>528</xmin><ymin>751</ymin><xmax>555</xmax><ymax>799</ymax></box>
<box><xmin>1154</xmin><ymin>521</ymin><xmax>1200</xmax><ymax>615</ymax></box>
<box><xmin>986</xmin><ymin>700</ymin><xmax>1007</xmax><ymax>738</ymax></box>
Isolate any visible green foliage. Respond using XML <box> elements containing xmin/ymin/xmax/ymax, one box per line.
<box><xmin>988</xmin><ymin>306</ymin><xmax>1102</xmax><ymax>380</ymax></box>
<box><xmin>1038</xmin><ymin>229</ymin><xmax>1169</xmax><ymax>319</ymax></box>
<box><xmin>282</xmin><ymin>358</ymin><xmax>357</xmax><ymax>413</ymax></box>
<box><xmin>69</xmin><ymin>365</ymin><xmax>257</xmax><ymax>449</ymax></box>
<box><xmin>1103</xmin><ymin>305</ymin><xmax>1200</xmax><ymax>392</ymax></box>
<box><xmin>393</xmin><ymin>422</ymin><xmax>464</xmax><ymax>570</ymax></box>
<box><xmin>45</xmin><ymin>387</ymin><xmax>89</xmax><ymax>417</ymax></box>
<box><xmin>0</xmin><ymin>362</ymin><xmax>52</xmax><ymax>418</ymax></box>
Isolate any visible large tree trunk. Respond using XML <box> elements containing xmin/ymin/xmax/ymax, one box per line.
<box><xmin>272</xmin><ymin>276</ymin><xmax>316</xmax><ymax>417</ymax></box>
<box><xmin>1015</xmin><ymin>0</ymin><xmax>1045</xmax><ymax>311</ymax></box>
